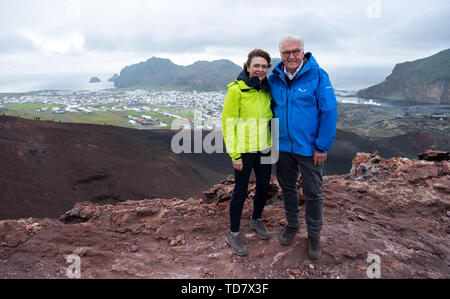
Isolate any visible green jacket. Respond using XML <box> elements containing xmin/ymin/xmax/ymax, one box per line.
<box><xmin>221</xmin><ymin>79</ymin><xmax>273</xmax><ymax>162</ymax></box>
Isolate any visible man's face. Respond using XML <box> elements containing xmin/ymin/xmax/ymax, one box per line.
<box><xmin>280</xmin><ymin>40</ymin><xmax>304</xmax><ymax>74</ymax></box>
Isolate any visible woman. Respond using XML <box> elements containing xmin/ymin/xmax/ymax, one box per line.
<box><xmin>221</xmin><ymin>49</ymin><xmax>273</xmax><ymax>256</ymax></box>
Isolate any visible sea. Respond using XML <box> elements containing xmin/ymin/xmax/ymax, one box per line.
<box><xmin>0</xmin><ymin>73</ymin><xmax>115</xmax><ymax>94</ymax></box>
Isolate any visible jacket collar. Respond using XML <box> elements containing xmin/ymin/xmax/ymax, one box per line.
<box><xmin>237</xmin><ymin>70</ymin><xmax>270</xmax><ymax>92</ymax></box>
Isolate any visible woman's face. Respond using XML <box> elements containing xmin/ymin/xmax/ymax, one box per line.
<box><xmin>247</xmin><ymin>56</ymin><xmax>269</xmax><ymax>81</ymax></box>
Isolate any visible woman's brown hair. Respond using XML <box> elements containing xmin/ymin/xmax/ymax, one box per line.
<box><xmin>243</xmin><ymin>49</ymin><xmax>272</xmax><ymax>73</ymax></box>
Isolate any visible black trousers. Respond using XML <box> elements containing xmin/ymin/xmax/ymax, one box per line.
<box><xmin>229</xmin><ymin>152</ymin><xmax>272</xmax><ymax>233</ymax></box>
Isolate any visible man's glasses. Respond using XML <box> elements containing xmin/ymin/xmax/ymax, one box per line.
<box><xmin>282</xmin><ymin>49</ymin><xmax>303</xmax><ymax>58</ymax></box>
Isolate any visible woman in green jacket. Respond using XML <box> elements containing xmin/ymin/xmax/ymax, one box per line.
<box><xmin>221</xmin><ymin>49</ymin><xmax>273</xmax><ymax>256</ymax></box>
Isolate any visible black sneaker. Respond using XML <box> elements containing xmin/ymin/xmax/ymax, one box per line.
<box><xmin>279</xmin><ymin>226</ymin><xmax>298</xmax><ymax>246</ymax></box>
<box><xmin>226</xmin><ymin>230</ymin><xmax>247</xmax><ymax>256</ymax></box>
<box><xmin>308</xmin><ymin>235</ymin><xmax>322</xmax><ymax>260</ymax></box>
<box><xmin>250</xmin><ymin>218</ymin><xmax>270</xmax><ymax>240</ymax></box>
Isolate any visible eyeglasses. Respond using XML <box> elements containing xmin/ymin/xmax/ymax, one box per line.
<box><xmin>282</xmin><ymin>49</ymin><xmax>303</xmax><ymax>58</ymax></box>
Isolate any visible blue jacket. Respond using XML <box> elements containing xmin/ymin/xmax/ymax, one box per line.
<box><xmin>269</xmin><ymin>53</ymin><xmax>338</xmax><ymax>156</ymax></box>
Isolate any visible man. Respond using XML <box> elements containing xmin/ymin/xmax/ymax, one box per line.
<box><xmin>269</xmin><ymin>35</ymin><xmax>338</xmax><ymax>260</ymax></box>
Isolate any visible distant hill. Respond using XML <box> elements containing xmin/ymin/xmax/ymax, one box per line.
<box><xmin>268</xmin><ymin>58</ymin><xmax>282</xmax><ymax>76</ymax></box>
<box><xmin>114</xmin><ymin>57</ymin><xmax>242</xmax><ymax>91</ymax></box>
<box><xmin>357</xmin><ymin>48</ymin><xmax>450</xmax><ymax>104</ymax></box>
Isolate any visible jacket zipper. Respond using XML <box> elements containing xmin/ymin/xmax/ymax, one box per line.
<box><xmin>274</xmin><ymin>70</ymin><xmax>294</xmax><ymax>152</ymax></box>
<box><xmin>257</xmin><ymin>90</ymin><xmax>262</xmax><ymax>151</ymax></box>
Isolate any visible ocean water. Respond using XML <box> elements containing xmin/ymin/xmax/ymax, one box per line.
<box><xmin>326</xmin><ymin>66</ymin><xmax>392</xmax><ymax>92</ymax></box>
<box><xmin>0</xmin><ymin>73</ymin><xmax>115</xmax><ymax>93</ymax></box>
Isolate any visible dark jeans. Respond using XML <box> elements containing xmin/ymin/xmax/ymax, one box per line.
<box><xmin>229</xmin><ymin>152</ymin><xmax>272</xmax><ymax>233</ymax></box>
<box><xmin>276</xmin><ymin>151</ymin><xmax>324</xmax><ymax>237</ymax></box>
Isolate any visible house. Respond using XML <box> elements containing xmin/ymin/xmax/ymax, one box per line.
<box><xmin>431</xmin><ymin>114</ymin><xmax>447</xmax><ymax>120</ymax></box>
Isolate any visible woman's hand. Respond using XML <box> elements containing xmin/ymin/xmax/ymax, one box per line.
<box><xmin>233</xmin><ymin>160</ymin><xmax>243</xmax><ymax>171</ymax></box>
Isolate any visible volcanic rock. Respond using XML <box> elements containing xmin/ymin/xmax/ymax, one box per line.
<box><xmin>418</xmin><ymin>150</ymin><xmax>450</xmax><ymax>162</ymax></box>
<box><xmin>0</xmin><ymin>152</ymin><xmax>448</xmax><ymax>279</ymax></box>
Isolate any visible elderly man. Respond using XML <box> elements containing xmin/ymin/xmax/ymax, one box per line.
<box><xmin>269</xmin><ymin>35</ymin><xmax>338</xmax><ymax>260</ymax></box>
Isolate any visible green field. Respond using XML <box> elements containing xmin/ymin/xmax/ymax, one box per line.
<box><xmin>7</xmin><ymin>103</ymin><xmax>65</xmax><ymax>111</ymax></box>
<box><xmin>0</xmin><ymin>103</ymin><xmax>178</xmax><ymax>129</ymax></box>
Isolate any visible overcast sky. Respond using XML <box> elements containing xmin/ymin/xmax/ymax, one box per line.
<box><xmin>0</xmin><ymin>0</ymin><xmax>449</xmax><ymax>75</ymax></box>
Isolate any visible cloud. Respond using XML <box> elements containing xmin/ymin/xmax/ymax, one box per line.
<box><xmin>0</xmin><ymin>0</ymin><xmax>449</xmax><ymax>74</ymax></box>
<box><xmin>382</xmin><ymin>8</ymin><xmax>450</xmax><ymax>50</ymax></box>
<box><xmin>17</xmin><ymin>29</ymin><xmax>85</xmax><ymax>55</ymax></box>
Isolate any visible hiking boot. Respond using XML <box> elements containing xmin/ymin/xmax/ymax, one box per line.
<box><xmin>308</xmin><ymin>235</ymin><xmax>322</xmax><ymax>260</ymax></box>
<box><xmin>226</xmin><ymin>230</ymin><xmax>247</xmax><ymax>256</ymax></box>
<box><xmin>250</xmin><ymin>218</ymin><xmax>270</xmax><ymax>240</ymax></box>
<box><xmin>279</xmin><ymin>226</ymin><xmax>298</xmax><ymax>246</ymax></box>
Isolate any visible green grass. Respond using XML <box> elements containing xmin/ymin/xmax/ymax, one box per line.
<box><xmin>7</xmin><ymin>103</ymin><xmax>65</xmax><ymax>111</ymax></box>
<box><xmin>379</xmin><ymin>91</ymin><xmax>408</xmax><ymax>101</ymax></box>
<box><xmin>1</xmin><ymin>101</ymin><xmax>202</xmax><ymax>129</ymax></box>
<box><xmin>1</xmin><ymin>106</ymin><xmax>177</xmax><ymax>129</ymax></box>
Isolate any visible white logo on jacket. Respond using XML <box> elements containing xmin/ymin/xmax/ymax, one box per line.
<box><xmin>298</xmin><ymin>88</ymin><xmax>308</xmax><ymax>92</ymax></box>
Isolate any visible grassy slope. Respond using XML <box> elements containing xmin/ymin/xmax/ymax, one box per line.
<box><xmin>0</xmin><ymin>104</ymin><xmax>179</xmax><ymax>129</ymax></box>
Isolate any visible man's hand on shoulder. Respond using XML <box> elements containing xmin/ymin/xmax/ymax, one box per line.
<box><xmin>313</xmin><ymin>152</ymin><xmax>327</xmax><ymax>166</ymax></box>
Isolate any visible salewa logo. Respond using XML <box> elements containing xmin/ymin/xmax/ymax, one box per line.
<box><xmin>298</xmin><ymin>88</ymin><xmax>308</xmax><ymax>92</ymax></box>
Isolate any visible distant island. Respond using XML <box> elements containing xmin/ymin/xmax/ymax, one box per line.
<box><xmin>89</xmin><ymin>77</ymin><xmax>101</xmax><ymax>83</ymax></box>
<box><xmin>113</xmin><ymin>57</ymin><xmax>242</xmax><ymax>91</ymax></box>
<box><xmin>358</xmin><ymin>48</ymin><xmax>450</xmax><ymax>104</ymax></box>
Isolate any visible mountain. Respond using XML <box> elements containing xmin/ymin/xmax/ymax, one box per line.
<box><xmin>268</xmin><ymin>58</ymin><xmax>282</xmax><ymax>76</ymax></box>
<box><xmin>357</xmin><ymin>49</ymin><xmax>450</xmax><ymax>104</ymax></box>
<box><xmin>114</xmin><ymin>57</ymin><xmax>242</xmax><ymax>91</ymax></box>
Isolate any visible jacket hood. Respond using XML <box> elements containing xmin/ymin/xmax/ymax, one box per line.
<box><xmin>236</xmin><ymin>70</ymin><xmax>270</xmax><ymax>92</ymax></box>
<box><xmin>272</xmin><ymin>52</ymin><xmax>318</xmax><ymax>77</ymax></box>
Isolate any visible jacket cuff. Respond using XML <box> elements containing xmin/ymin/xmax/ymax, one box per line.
<box><xmin>232</xmin><ymin>155</ymin><xmax>242</xmax><ymax>162</ymax></box>
<box><xmin>315</xmin><ymin>146</ymin><xmax>327</xmax><ymax>154</ymax></box>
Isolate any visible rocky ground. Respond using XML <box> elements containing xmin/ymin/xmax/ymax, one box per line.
<box><xmin>1</xmin><ymin>152</ymin><xmax>448</xmax><ymax>279</ymax></box>
<box><xmin>338</xmin><ymin>102</ymin><xmax>450</xmax><ymax>141</ymax></box>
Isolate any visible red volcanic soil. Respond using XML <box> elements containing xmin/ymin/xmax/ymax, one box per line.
<box><xmin>1</xmin><ymin>115</ymin><xmax>447</xmax><ymax>221</ymax></box>
<box><xmin>0</xmin><ymin>116</ymin><xmax>232</xmax><ymax>220</ymax></box>
<box><xmin>0</xmin><ymin>152</ymin><xmax>448</xmax><ymax>279</ymax></box>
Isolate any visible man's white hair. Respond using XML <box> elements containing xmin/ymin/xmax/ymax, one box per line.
<box><xmin>279</xmin><ymin>35</ymin><xmax>304</xmax><ymax>52</ymax></box>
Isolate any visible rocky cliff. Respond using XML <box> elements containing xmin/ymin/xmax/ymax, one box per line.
<box><xmin>358</xmin><ymin>48</ymin><xmax>450</xmax><ymax>104</ymax></box>
<box><xmin>1</xmin><ymin>152</ymin><xmax>448</xmax><ymax>279</ymax></box>
<box><xmin>114</xmin><ymin>57</ymin><xmax>242</xmax><ymax>91</ymax></box>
